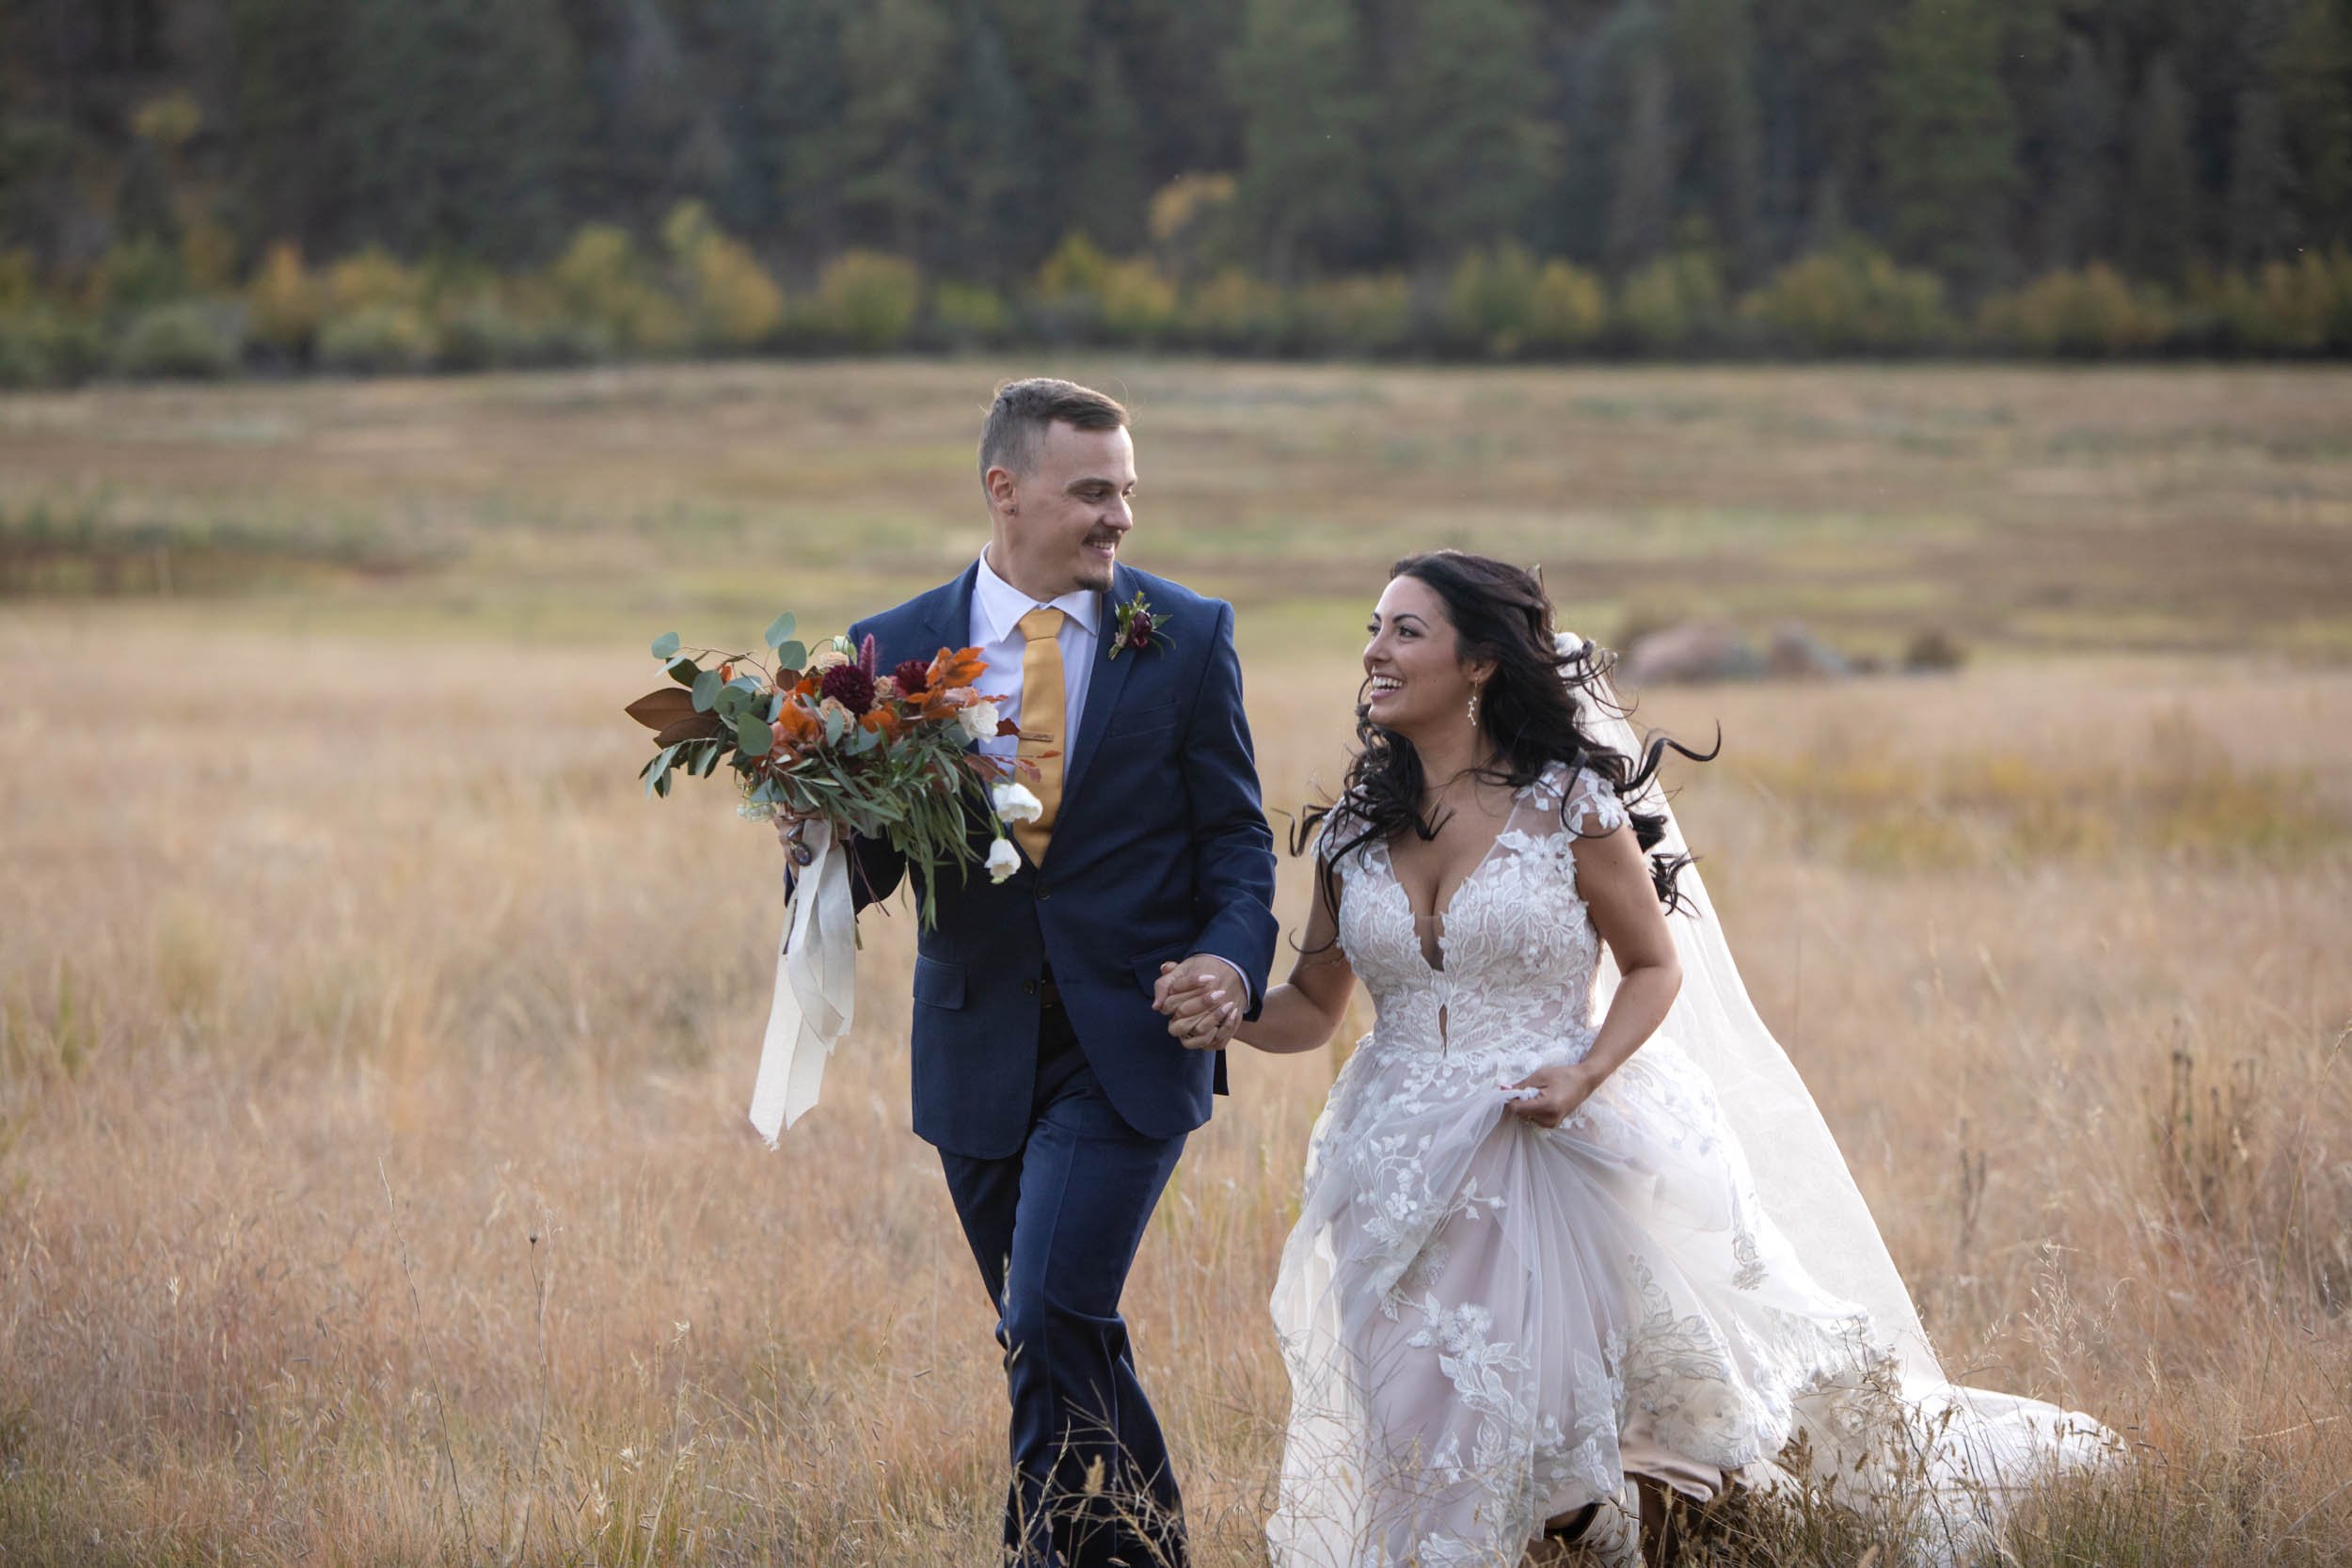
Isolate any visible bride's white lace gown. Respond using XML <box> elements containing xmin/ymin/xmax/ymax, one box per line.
<box><xmin>1268</xmin><ymin>763</ymin><xmax>2106</xmax><ymax>1568</ymax></box>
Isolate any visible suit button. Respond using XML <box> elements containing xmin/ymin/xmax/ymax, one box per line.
<box><xmin>1022</xmin><ymin>978</ymin><xmax>1038</xmax><ymax>996</ymax></box>
<box><xmin>1036</xmin><ymin>881</ymin><xmax>1052</xmax><ymax>900</ymax></box>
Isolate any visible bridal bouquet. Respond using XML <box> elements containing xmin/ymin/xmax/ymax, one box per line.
<box><xmin>625</xmin><ymin>612</ymin><xmax>1042</xmax><ymax>1144</ymax></box>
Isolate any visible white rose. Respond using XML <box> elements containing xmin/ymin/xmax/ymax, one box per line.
<box><xmin>985</xmin><ymin>836</ymin><xmax>1021</xmax><ymax>882</ymax></box>
<box><xmin>958</xmin><ymin>699</ymin><xmax>1002</xmax><ymax>741</ymax></box>
<box><xmin>991</xmin><ymin>780</ymin><xmax>1042</xmax><ymax>824</ymax></box>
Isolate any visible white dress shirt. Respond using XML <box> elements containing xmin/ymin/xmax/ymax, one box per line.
<box><xmin>969</xmin><ymin>548</ymin><xmax>1102</xmax><ymax>765</ymax></box>
<box><xmin>966</xmin><ymin>550</ymin><xmax>1252</xmax><ymax>1011</ymax></box>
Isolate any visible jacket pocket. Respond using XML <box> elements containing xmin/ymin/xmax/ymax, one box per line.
<box><xmin>1129</xmin><ymin>941</ymin><xmax>1194</xmax><ymax>999</ymax></box>
<box><xmin>913</xmin><ymin>955</ymin><xmax>966</xmax><ymax>1009</ymax></box>
<box><xmin>1104</xmin><ymin>701</ymin><xmax>1179</xmax><ymax>737</ymax></box>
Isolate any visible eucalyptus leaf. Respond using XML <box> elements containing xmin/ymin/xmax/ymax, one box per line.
<box><xmin>666</xmin><ymin>656</ymin><xmax>701</xmax><ymax>687</ymax></box>
<box><xmin>823</xmin><ymin>705</ymin><xmax>848</xmax><ymax>746</ymax></box>
<box><xmin>763</xmin><ymin>611</ymin><xmax>797</xmax><ymax>651</ymax></box>
<box><xmin>691</xmin><ymin>669</ymin><xmax>723</xmax><ymax>712</ymax></box>
<box><xmin>774</xmin><ymin>640</ymin><xmax>807</xmax><ymax>673</ymax></box>
<box><xmin>735</xmin><ymin>712</ymin><xmax>772</xmax><ymax>756</ymax></box>
<box><xmin>651</xmin><ymin>632</ymin><xmax>680</xmax><ymax>659</ymax></box>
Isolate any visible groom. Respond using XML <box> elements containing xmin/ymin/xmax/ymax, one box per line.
<box><xmin>782</xmin><ymin>378</ymin><xmax>1278</xmax><ymax>1565</ymax></box>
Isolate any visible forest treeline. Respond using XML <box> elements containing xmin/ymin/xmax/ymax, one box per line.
<box><xmin>3</xmin><ymin>0</ymin><xmax>2350</xmax><ymax>380</ymax></box>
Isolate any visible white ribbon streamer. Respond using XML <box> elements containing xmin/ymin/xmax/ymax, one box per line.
<box><xmin>747</xmin><ymin>831</ymin><xmax>858</xmax><ymax>1145</ymax></box>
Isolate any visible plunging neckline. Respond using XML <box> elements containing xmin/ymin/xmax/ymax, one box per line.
<box><xmin>1378</xmin><ymin>805</ymin><xmax>1520</xmax><ymax>974</ymax></box>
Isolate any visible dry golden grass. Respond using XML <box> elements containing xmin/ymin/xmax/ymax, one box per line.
<box><xmin>3</xmin><ymin>360</ymin><xmax>2351</xmax><ymax>1564</ymax></box>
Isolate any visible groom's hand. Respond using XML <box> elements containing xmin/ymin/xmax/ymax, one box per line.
<box><xmin>1155</xmin><ymin>957</ymin><xmax>1242</xmax><ymax>1051</ymax></box>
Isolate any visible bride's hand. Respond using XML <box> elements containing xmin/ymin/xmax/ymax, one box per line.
<box><xmin>1504</xmin><ymin>1063</ymin><xmax>1602</xmax><ymax>1129</ymax></box>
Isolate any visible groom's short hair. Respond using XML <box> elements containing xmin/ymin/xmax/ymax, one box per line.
<box><xmin>979</xmin><ymin>377</ymin><xmax>1130</xmax><ymax>480</ymax></box>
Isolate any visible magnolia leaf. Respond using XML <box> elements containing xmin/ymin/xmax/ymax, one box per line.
<box><xmin>651</xmin><ymin>632</ymin><xmax>680</xmax><ymax>659</ymax></box>
<box><xmin>625</xmin><ymin>687</ymin><xmax>696</xmax><ymax>730</ymax></box>
<box><xmin>691</xmin><ymin>668</ymin><xmax>723</xmax><ymax>712</ymax></box>
<box><xmin>654</xmin><ymin>711</ymin><xmax>725</xmax><ymax>747</ymax></box>
<box><xmin>774</xmin><ymin>639</ymin><xmax>807</xmax><ymax>673</ymax></box>
<box><xmin>735</xmin><ymin>712</ymin><xmax>772</xmax><ymax>756</ymax></box>
<box><xmin>763</xmin><ymin>611</ymin><xmax>797</xmax><ymax>651</ymax></box>
<box><xmin>666</xmin><ymin>656</ymin><xmax>701</xmax><ymax>687</ymax></box>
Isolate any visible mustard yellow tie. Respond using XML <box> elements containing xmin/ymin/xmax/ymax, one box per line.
<box><xmin>1015</xmin><ymin>606</ymin><xmax>1067</xmax><ymax>866</ymax></box>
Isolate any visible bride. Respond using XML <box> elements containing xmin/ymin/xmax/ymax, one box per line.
<box><xmin>1158</xmin><ymin>552</ymin><xmax>2113</xmax><ymax>1566</ymax></box>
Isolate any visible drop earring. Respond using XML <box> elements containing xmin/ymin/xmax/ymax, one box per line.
<box><xmin>1467</xmin><ymin>682</ymin><xmax>1483</xmax><ymax>729</ymax></box>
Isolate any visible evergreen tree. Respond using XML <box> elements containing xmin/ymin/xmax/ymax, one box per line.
<box><xmin>2041</xmin><ymin>35</ymin><xmax>2121</xmax><ymax>268</ymax></box>
<box><xmin>1067</xmin><ymin>39</ymin><xmax>1152</xmax><ymax>254</ymax></box>
<box><xmin>1228</xmin><ymin>0</ymin><xmax>1380</xmax><ymax>277</ymax></box>
<box><xmin>229</xmin><ymin>0</ymin><xmax>351</xmax><ymax>253</ymax></box>
<box><xmin>1605</xmin><ymin>53</ymin><xmax>1676</xmax><ymax>274</ymax></box>
<box><xmin>940</xmin><ymin>2</ymin><xmax>1041</xmax><ymax>279</ymax></box>
<box><xmin>2227</xmin><ymin>86</ymin><xmax>2296</xmax><ymax>264</ymax></box>
<box><xmin>1751</xmin><ymin>0</ymin><xmax>1882</xmax><ymax>261</ymax></box>
<box><xmin>1390</xmin><ymin>0</ymin><xmax>1559</xmax><ymax>262</ymax></box>
<box><xmin>2123</xmin><ymin>56</ymin><xmax>2198</xmax><ymax>285</ymax></box>
<box><xmin>2279</xmin><ymin>0</ymin><xmax>2352</xmax><ymax>245</ymax></box>
<box><xmin>329</xmin><ymin>0</ymin><xmax>588</xmax><ymax>262</ymax></box>
<box><xmin>833</xmin><ymin>0</ymin><xmax>955</xmax><ymax>259</ymax></box>
<box><xmin>1879</xmin><ymin>0</ymin><xmax>2020</xmax><ymax>291</ymax></box>
<box><xmin>1667</xmin><ymin>0</ymin><xmax>1762</xmax><ymax>277</ymax></box>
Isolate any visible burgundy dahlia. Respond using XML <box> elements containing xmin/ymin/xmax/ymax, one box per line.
<box><xmin>819</xmin><ymin>661</ymin><xmax>877</xmax><ymax>715</ymax></box>
<box><xmin>1124</xmin><ymin>610</ymin><xmax>1155</xmax><ymax>651</ymax></box>
<box><xmin>892</xmin><ymin>657</ymin><xmax>931</xmax><ymax>695</ymax></box>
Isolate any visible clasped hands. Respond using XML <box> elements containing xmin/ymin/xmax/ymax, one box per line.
<box><xmin>1154</xmin><ymin>956</ymin><xmax>1244</xmax><ymax>1052</ymax></box>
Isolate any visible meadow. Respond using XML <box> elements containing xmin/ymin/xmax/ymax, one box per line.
<box><xmin>1</xmin><ymin>358</ymin><xmax>2349</xmax><ymax>1566</ymax></box>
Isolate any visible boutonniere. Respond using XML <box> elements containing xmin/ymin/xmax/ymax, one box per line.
<box><xmin>1107</xmin><ymin>589</ymin><xmax>1170</xmax><ymax>660</ymax></box>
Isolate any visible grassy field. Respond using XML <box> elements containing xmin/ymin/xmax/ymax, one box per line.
<box><xmin>2</xmin><ymin>359</ymin><xmax>2349</xmax><ymax>1565</ymax></box>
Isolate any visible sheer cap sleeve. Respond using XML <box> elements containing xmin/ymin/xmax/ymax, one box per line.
<box><xmin>1562</xmin><ymin>763</ymin><xmax>1630</xmax><ymax>837</ymax></box>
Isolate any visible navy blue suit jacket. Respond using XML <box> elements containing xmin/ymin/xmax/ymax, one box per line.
<box><xmin>843</xmin><ymin>562</ymin><xmax>1279</xmax><ymax>1159</ymax></box>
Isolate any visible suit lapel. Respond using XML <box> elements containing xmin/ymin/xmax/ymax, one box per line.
<box><xmin>1055</xmin><ymin>564</ymin><xmax>1138</xmax><ymax>823</ymax></box>
<box><xmin>914</xmin><ymin>562</ymin><xmax>979</xmax><ymax>660</ymax></box>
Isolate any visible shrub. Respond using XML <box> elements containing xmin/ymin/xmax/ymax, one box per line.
<box><xmin>548</xmin><ymin>225</ymin><xmax>686</xmax><ymax>354</ymax></box>
<box><xmin>1029</xmin><ymin>232</ymin><xmax>1112</xmax><ymax>340</ymax></box>
<box><xmin>1443</xmin><ymin>244</ymin><xmax>1542</xmax><ymax>356</ymax></box>
<box><xmin>661</xmin><ymin>201</ymin><xmax>783</xmax><ymax>351</ymax></box>
<box><xmin>1147</xmin><ymin>172</ymin><xmax>1242</xmax><ymax>280</ymax></box>
<box><xmin>0</xmin><ymin>249</ymin><xmax>36</xmax><ymax>309</ymax></box>
<box><xmin>818</xmin><ymin>250</ymin><xmax>920</xmax><ymax>351</ymax></box>
<box><xmin>110</xmin><ymin>300</ymin><xmax>244</xmax><ymax>378</ymax></box>
<box><xmin>1619</xmin><ymin>250</ymin><xmax>1725</xmax><ymax>353</ymax></box>
<box><xmin>2211</xmin><ymin>249</ymin><xmax>2352</xmax><ymax>354</ymax></box>
<box><xmin>1097</xmin><ymin>258</ymin><xmax>1179</xmax><ymax>344</ymax></box>
<box><xmin>316</xmin><ymin>303</ymin><xmax>437</xmax><ymax>373</ymax></box>
<box><xmin>0</xmin><ymin>306</ymin><xmax>102</xmax><ymax>388</ymax></box>
<box><xmin>1186</xmin><ymin>269</ymin><xmax>1289</xmax><ymax>354</ymax></box>
<box><xmin>1524</xmin><ymin>260</ymin><xmax>1609</xmax><ymax>354</ymax></box>
<box><xmin>1902</xmin><ymin>626</ymin><xmax>1968</xmax><ymax>673</ymax></box>
<box><xmin>87</xmin><ymin>236</ymin><xmax>192</xmax><ymax>313</ymax></box>
<box><xmin>1979</xmin><ymin>264</ymin><xmax>2175</xmax><ymax>356</ymax></box>
<box><xmin>931</xmin><ymin>281</ymin><xmax>1009</xmax><ymax>347</ymax></box>
<box><xmin>246</xmin><ymin>241</ymin><xmax>321</xmax><ymax>356</ymax></box>
<box><xmin>1740</xmin><ymin>242</ymin><xmax>1951</xmax><ymax>355</ymax></box>
<box><xmin>1295</xmin><ymin>273</ymin><xmax>1413</xmax><ymax>356</ymax></box>
<box><xmin>323</xmin><ymin>246</ymin><xmax>422</xmax><ymax>316</ymax></box>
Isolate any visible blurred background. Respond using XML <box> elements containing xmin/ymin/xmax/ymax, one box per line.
<box><xmin>3</xmin><ymin>5</ymin><xmax>2351</xmax><ymax>1566</ymax></box>
<box><xmin>1</xmin><ymin>0</ymin><xmax>2351</xmax><ymax>378</ymax></box>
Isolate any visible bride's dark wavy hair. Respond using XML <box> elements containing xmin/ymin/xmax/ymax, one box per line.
<box><xmin>1298</xmin><ymin>551</ymin><xmax>1716</xmax><ymax>916</ymax></box>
